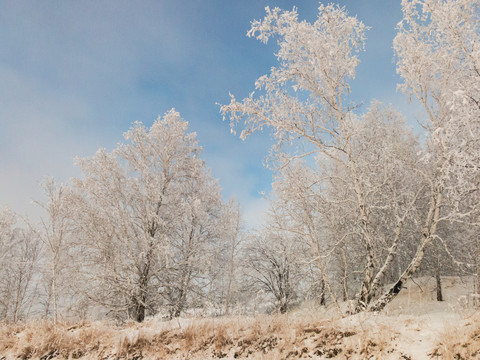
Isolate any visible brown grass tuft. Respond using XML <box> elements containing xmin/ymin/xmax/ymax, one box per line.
<box><xmin>432</xmin><ymin>317</ymin><xmax>480</xmax><ymax>359</ymax></box>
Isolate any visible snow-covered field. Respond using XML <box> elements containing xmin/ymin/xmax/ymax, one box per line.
<box><xmin>1</xmin><ymin>276</ymin><xmax>479</xmax><ymax>359</ymax></box>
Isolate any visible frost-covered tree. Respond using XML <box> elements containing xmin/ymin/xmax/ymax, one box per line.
<box><xmin>0</xmin><ymin>209</ymin><xmax>41</xmax><ymax>322</ymax></box>
<box><xmin>0</xmin><ymin>207</ymin><xmax>16</xmax><ymax>261</ymax></box>
<box><xmin>369</xmin><ymin>0</ymin><xmax>480</xmax><ymax>310</ymax></box>
<box><xmin>267</xmin><ymin>161</ymin><xmax>342</xmax><ymax>312</ymax></box>
<box><xmin>69</xmin><ymin>110</ymin><xmax>225</xmax><ymax>321</ymax></box>
<box><xmin>221</xmin><ymin>200</ymin><xmax>243</xmax><ymax>315</ymax></box>
<box><xmin>33</xmin><ymin>178</ymin><xmax>75</xmax><ymax>323</ymax></box>
<box><xmin>221</xmin><ymin>4</ymin><xmax>425</xmax><ymax>312</ymax></box>
<box><xmin>201</xmin><ymin>199</ymin><xmax>243</xmax><ymax>316</ymax></box>
<box><xmin>221</xmin><ymin>4</ymin><xmax>366</xmax><ymax>312</ymax></box>
<box><xmin>242</xmin><ymin>230</ymin><xmax>301</xmax><ymax>314</ymax></box>
<box><xmin>154</xmin><ymin>161</ymin><xmax>223</xmax><ymax>318</ymax></box>
<box><xmin>269</xmin><ymin>102</ymin><xmax>423</xmax><ymax>310</ymax></box>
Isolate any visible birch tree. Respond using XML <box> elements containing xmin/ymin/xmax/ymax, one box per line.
<box><xmin>70</xmin><ymin>109</ymin><xmax>223</xmax><ymax>321</ymax></box>
<box><xmin>369</xmin><ymin>0</ymin><xmax>480</xmax><ymax>311</ymax></box>
<box><xmin>221</xmin><ymin>4</ymin><xmax>424</xmax><ymax>312</ymax></box>
<box><xmin>34</xmin><ymin>178</ymin><xmax>74</xmax><ymax>323</ymax></box>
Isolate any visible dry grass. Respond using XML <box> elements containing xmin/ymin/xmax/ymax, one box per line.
<box><xmin>340</xmin><ymin>316</ymin><xmax>397</xmax><ymax>359</ymax></box>
<box><xmin>0</xmin><ymin>312</ymin><xmax>409</xmax><ymax>359</ymax></box>
<box><xmin>431</xmin><ymin>314</ymin><xmax>480</xmax><ymax>359</ymax></box>
<box><xmin>0</xmin><ymin>319</ymin><xmax>118</xmax><ymax>359</ymax></box>
<box><xmin>1</xmin><ymin>282</ymin><xmax>479</xmax><ymax>359</ymax></box>
<box><xmin>0</xmin><ymin>309</ymin><xmax>357</xmax><ymax>359</ymax></box>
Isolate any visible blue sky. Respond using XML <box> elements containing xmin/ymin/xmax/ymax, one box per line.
<box><xmin>0</xmin><ymin>1</ymin><xmax>420</xmax><ymax>227</ymax></box>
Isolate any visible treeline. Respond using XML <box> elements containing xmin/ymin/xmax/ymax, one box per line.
<box><xmin>1</xmin><ymin>0</ymin><xmax>480</xmax><ymax>323</ymax></box>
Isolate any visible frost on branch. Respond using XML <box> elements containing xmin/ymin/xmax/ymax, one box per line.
<box><xmin>221</xmin><ymin>4</ymin><xmax>367</xmax><ymax>147</ymax></box>
<box><xmin>395</xmin><ymin>0</ymin><xmax>480</xmax><ymax>217</ymax></box>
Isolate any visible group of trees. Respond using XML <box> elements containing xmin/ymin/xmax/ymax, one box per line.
<box><xmin>222</xmin><ymin>0</ymin><xmax>480</xmax><ymax>313</ymax></box>
<box><xmin>1</xmin><ymin>0</ymin><xmax>479</xmax><ymax>322</ymax></box>
<box><xmin>0</xmin><ymin>111</ymin><xmax>243</xmax><ymax>322</ymax></box>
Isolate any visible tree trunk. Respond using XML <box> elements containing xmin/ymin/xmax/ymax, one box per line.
<box><xmin>135</xmin><ymin>300</ymin><xmax>146</xmax><ymax>322</ymax></box>
<box><xmin>435</xmin><ymin>272</ymin><xmax>443</xmax><ymax>302</ymax></box>
<box><xmin>310</xmin><ymin>232</ymin><xmax>342</xmax><ymax>315</ymax></box>
<box><xmin>368</xmin><ymin>189</ymin><xmax>442</xmax><ymax>312</ymax></box>
<box><xmin>52</xmin><ymin>261</ymin><xmax>57</xmax><ymax>324</ymax></box>
<box><xmin>133</xmin><ymin>266</ymin><xmax>150</xmax><ymax>322</ymax></box>
<box><xmin>351</xmin><ymin>171</ymin><xmax>376</xmax><ymax>311</ymax></box>
<box><xmin>315</xmin><ymin>278</ymin><xmax>325</xmax><ymax>306</ymax></box>
<box><xmin>224</xmin><ymin>233</ymin><xmax>237</xmax><ymax>316</ymax></box>
<box><xmin>356</xmin><ymin>242</ymin><xmax>375</xmax><ymax>311</ymax></box>
<box><xmin>340</xmin><ymin>248</ymin><xmax>349</xmax><ymax>302</ymax></box>
<box><xmin>434</xmin><ymin>241</ymin><xmax>443</xmax><ymax>302</ymax></box>
<box><xmin>316</xmin><ymin>257</ymin><xmax>342</xmax><ymax>316</ymax></box>
<box><xmin>173</xmin><ymin>287</ymin><xmax>185</xmax><ymax>318</ymax></box>
<box><xmin>476</xmin><ymin>238</ymin><xmax>480</xmax><ymax>295</ymax></box>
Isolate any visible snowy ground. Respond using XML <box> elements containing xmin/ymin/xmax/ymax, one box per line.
<box><xmin>336</xmin><ymin>276</ymin><xmax>479</xmax><ymax>359</ymax></box>
<box><xmin>1</xmin><ymin>276</ymin><xmax>479</xmax><ymax>359</ymax></box>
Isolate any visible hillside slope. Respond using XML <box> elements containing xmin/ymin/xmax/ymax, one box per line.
<box><xmin>1</xmin><ymin>277</ymin><xmax>479</xmax><ymax>359</ymax></box>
